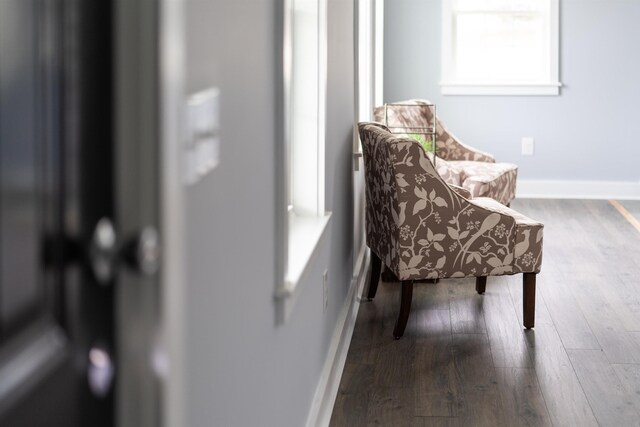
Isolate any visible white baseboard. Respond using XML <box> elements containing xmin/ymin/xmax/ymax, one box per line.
<box><xmin>305</xmin><ymin>243</ymin><xmax>369</xmax><ymax>427</ymax></box>
<box><xmin>517</xmin><ymin>179</ymin><xmax>640</xmax><ymax>200</ymax></box>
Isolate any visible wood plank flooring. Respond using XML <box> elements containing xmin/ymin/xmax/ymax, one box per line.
<box><xmin>330</xmin><ymin>199</ymin><xmax>640</xmax><ymax>427</ymax></box>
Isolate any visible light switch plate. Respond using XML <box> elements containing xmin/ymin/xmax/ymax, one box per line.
<box><xmin>185</xmin><ymin>88</ymin><xmax>220</xmax><ymax>185</ymax></box>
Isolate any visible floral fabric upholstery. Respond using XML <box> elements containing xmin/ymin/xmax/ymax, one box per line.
<box><xmin>448</xmin><ymin>160</ymin><xmax>518</xmax><ymax>206</ymax></box>
<box><xmin>471</xmin><ymin>197</ymin><xmax>543</xmax><ymax>274</ymax></box>
<box><xmin>373</xmin><ymin>100</ymin><xmax>495</xmax><ymax>162</ymax></box>
<box><xmin>448</xmin><ymin>184</ymin><xmax>472</xmax><ymax>200</ymax></box>
<box><xmin>358</xmin><ymin>122</ymin><xmax>543</xmax><ymax>281</ymax></box>
<box><xmin>433</xmin><ymin>157</ymin><xmax>517</xmax><ymax>205</ymax></box>
<box><xmin>431</xmin><ymin>155</ymin><xmax>464</xmax><ymax>187</ymax></box>
<box><xmin>373</xmin><ymin>99</ymin><xmax>518</xmax><ymax>206</ymax></box>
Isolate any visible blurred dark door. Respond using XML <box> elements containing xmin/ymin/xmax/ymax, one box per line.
<box><xmin>0</xmin><ymin>0</ymin><xmax>117</xmax><ymax>425</ymax></box>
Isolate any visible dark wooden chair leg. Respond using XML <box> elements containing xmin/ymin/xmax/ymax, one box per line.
<box><xmin>393</xmin><ymin>280</ymin><xmax>414</xmax><ymax>339</ymax></box>
<box><xmin>476</xmin><ymin>276</ymin><xmax>487</xmax><ymax>294</ymax></box>
<box><xmin>523</xmin><ymin>273</ymin><xmax>536</xmax><ymax>329</ymax></box>
<box><xmin>367</xmin><ymin>250</ymin><xmax>382</xmax><ymax>301</ymax></box>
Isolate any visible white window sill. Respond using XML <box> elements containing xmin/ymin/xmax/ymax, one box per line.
<box><xmin>440</xmin><ymin>82</ymin><xmax>562</xmax><ymax>96</ymax></box>
<box><xmin>285</xmin><ymin>211</ymin><xmax>332</xmax><ymax>289</ymax></box>
<box><xmin>275</xmin><ymin>211</ymin><xmax>332</xmax><ymax>322</ymax></box>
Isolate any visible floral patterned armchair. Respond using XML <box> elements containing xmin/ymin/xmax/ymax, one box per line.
<box><xmin>359</xmin><ymin>122</ymin><xmax>543</xmax><ymax>339</ymax></box>
<box><xmin>374</xmin><ymin>100</ymin><xmax>517</xmax><ymax>206</ymax></box>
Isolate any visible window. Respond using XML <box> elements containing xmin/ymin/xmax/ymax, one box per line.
<box><xmin>441</xmin><ymin>0</ymin><xmax>561</xmax><ymax>95</ymax></box>
<box><xmin>354</xmin><ymin>0</ymin><xmax>384</xmax><ymax>163</ymax></box>
<box><xmin>276</xmin><ymin>0</ymin><xmax>331</xmax><ymax>322</ymax></box>
<box><xmin>357</xmin><ymin>0</ymin><xmax>374</xmax><ymax>123</ymax></box>
<box><xmin>287</xmin><ymin>0</ymin><xmax>326</xmax><ymax>217</ymax></box>
<box><xmin>356</xmin><ymin>0</ymin><xmax>384</xmax><ymax>123</ymax></box>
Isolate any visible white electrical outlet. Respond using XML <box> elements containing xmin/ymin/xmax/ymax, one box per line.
<box><xmin>521</xmin><ymin>137</ymin><xmax>534</xmax><ymax>156</ymax></box>
<box><xmin>323</xmin><ymin>270</ymin><xmax>329</xmax><ymax>313</ymax></box>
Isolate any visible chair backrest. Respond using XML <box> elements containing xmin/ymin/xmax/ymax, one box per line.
<box><xmin>374</xmin><ymin>99</ymin><xmax>494</xmax><ymax>162</ymax></box>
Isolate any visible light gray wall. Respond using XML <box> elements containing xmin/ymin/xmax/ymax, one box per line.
<box><xmin>384</xmin><ymin>0</ymin><xmax>640</xmax><ymax>182</ymax></box>
<box><xmin>183</xmin><ymin>1</ymin><xmax>356</xmax><ymax>426</ymax></box>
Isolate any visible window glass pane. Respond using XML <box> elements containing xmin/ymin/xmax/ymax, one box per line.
<box><xmin>358</xmin><ymin>0</ymin><xmax>373</xmax><ymax>121</ymax></box>
<box><xmin>287</xmin><ymin>0</ymin><xmax>323</xmax><ymax>216</ymax></box>
<box><xmin>291</xmin><ymin>0</ymin><xmax>318</xmax><ymax>141</ymax></box>
<box><xmin>455</xmin><ymin>11</ymin><xmax>549</xmax><ymax>82</ymax></box>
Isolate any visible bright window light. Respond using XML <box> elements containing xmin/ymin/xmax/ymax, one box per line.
<box><xmin>287</xmin><ymin>0</ymin><xmax>325</xmax><ymax>216</ymax></box>
<box><xmin>441</xmin><ymin>0</ymin><xmax>560</xmax><ymax>95</ymax></box>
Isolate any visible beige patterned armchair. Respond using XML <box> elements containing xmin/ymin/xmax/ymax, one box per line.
<box><xmin>359</xmin><ymin>122</ymin><xmax>543</xmax><ymax>339</ymax></box>
<box><xmin>374</xmin><ymin>100</ymin><xmax>517</xmax><ymax>206</ymax></box>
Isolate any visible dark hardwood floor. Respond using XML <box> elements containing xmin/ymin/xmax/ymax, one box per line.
<box><xmin>330</xmin><ymin>199</ymin><xmax>640</xmax><ymax>427</ymax></box>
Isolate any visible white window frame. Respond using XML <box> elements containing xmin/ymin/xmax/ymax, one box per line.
<box><xmin>441</xmin><ymin>0</ymin><xmax>561</xmax><ymax>96</ymax></box>
<box><xmin>357</xmin><ymin>0</ymin><xmax>384</xmax><ymax>116</ymax></box>
<box><xmin>276</xmin><ymin>0</ymin><xmax>331</xmax><ymax>323</ymax></box>
<box><xmin>354</xmin><ymin>0</ymin><xmax>384</xmax><ymax>156</ymax></box>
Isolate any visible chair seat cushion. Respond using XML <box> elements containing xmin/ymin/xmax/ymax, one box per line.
<box><xmin>445</xmin><ymin>160</ymin><xmax>518</xmax><ymax>206</ymax></box>
<box><xmin>471</xmin><ymin>197</ymin><xmax>544</xmax><ymax>273</ymax></box>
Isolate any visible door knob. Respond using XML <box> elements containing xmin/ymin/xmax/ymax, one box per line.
<box><xmin>90</xmin><ymin>218</ymin><xmax>160</xmax><ymax>284</ymax></box>
<box><xmin>122</xmin><ymin>226</ymin><xmax>161</xmax><ymax>276</ymax></box>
